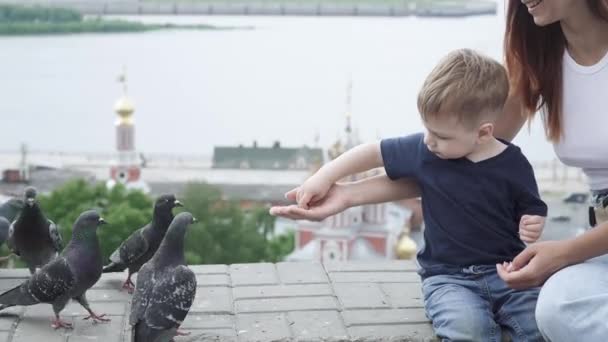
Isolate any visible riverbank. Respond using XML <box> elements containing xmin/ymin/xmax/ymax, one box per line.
<box><xmin>0</xmin><ymin>0</ymin><xmax>496</xmax><ymax>17</ymax></box>
<box><xmin>0</xmin><ymin>4</ymin><xmax>229</xmax><ymax>35</ymax></box>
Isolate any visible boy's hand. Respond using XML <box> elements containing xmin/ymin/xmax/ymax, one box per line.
<box><xmin>296</xmin><ymin>175</ymin><xmax>333</xmax><ymax>210</ymax></box>
<box><xmin>519</xmin><ymin>215</ymin><xmax>545</xmax><ymax>243</ymax></box>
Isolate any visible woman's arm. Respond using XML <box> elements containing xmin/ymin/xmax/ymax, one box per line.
<box><xmin>493</xmin><ymin>92</ymin><xmax>529</xmax><ymax>142</ymax></box>
<box><xmin>498</xmin><ymin>221</ymin><xmax>608</xmax><ymax>289</ymax></box>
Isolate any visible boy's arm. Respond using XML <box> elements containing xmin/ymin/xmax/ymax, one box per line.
<box><xmin>513</xmin><ymin>156</ymin><xmax>548</xmax><ymax>242</ymax></box>
<box><xmin>315</xmin><ymin>142</ymin><xmax>383</xmax><ymax>184</ymax></box>
<box><xmin>297</xmin><ymin>142</ymin><xmax>383</xmax><ymax>208</ymax></box>
<box><xmin>270</xmin><ymin>175</ymin><xmax>421</xmax><ymax>221</ymax></box>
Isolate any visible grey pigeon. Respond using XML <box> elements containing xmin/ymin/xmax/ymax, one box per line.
<box><xmin>103</xmin><ymin>194</ymin><xmax>182</xmax><ymax>293</ymax></box>
<box><xmin>0</xmin><ymin>198</ymin><xmax>24</xmax><ymax>223</ymax></box>
<box><xmin>0</xmin><ymin>217</ymin><xmax>9</xmax><ymax>249</ymax></box>
<box><xmin>130</xmin><ymin>212</ymin><xmax>197</xmax><ymax>342</ymax></box>
<box><xmin>0</xmin><ymin>210</ymin><xmax>110</xmax><ymax>329</ymax></box>
<box><xmin>8</xmin><ymin>187</ymin><xmax>62</xmax><ymax>274</ymax></box>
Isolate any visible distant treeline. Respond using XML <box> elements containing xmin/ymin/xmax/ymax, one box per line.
<box><xmin>0</xmin><ymin>5</ymin><xmax>82</xmax><ymax>23</ymax></box>
<box><xmin>0</xmin><ymin>4</ymin><xmax>216</xmax><ymax>35</ymax></box>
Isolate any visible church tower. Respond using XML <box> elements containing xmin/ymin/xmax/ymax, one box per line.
<box><xmin>108</xmin><ymin>70</ymin><xmax>149</xmax><ymax>193</ymax></box>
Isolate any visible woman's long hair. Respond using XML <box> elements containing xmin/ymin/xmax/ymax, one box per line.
<box><xmin>504</xmin><ymin>0</ymin><xmax>608</xmax><ymax>142</ymax></box>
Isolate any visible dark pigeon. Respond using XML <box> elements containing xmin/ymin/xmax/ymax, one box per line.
<box><xmin>103</xmin><ymin>194</ymin><xmax>182</xmax><ymax>293</ymax></box>
<box><xmin>0</xmin><ymin>198</ymin><xmax>24</xmax><ymax>223</ymax></box>
<box><xmin>130</xmin><ymin>212</ymin><xmax>197</xmax><ymax>342</ymax></box>
<box><xmin>0</xmin><ymin>217</ymin><xmax>9</xmax><ymax>249</ymax></box>
<box><xmin>8</xmin><ymin>187</ymin><xmax>62</xmax><ymax>274</ymax></box>
<box><xmin>0</xmin><ymin>210</ymin><xmax>110</xmax><ymax>329</ymax></box>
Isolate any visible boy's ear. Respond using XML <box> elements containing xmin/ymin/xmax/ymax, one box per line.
<box><xmin>477</xmin><ymin>123</ymin><xmax>494</xmax><ymax>142</ymax></box>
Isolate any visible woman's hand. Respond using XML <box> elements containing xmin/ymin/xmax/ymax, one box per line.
<box><xmin>496</xmin><ymin>240</ymin><xmax>571</xmax><ymax>289</ymax></box>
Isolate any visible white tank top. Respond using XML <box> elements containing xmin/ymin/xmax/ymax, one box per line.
<box><xmin>552</xmin><ymin>49</ymin><xmax>608</xmax><ymax>190</ymax></box>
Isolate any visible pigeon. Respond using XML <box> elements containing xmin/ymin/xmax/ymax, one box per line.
<box><xmin>0</xmin><ymin>210</ymin><xmax>110</xmax><ymax>329</ymax></box>
<box><xmin>130</xmin><ymin>212</ymin><xmax>197</xmax><ymax>342</ymax></box>
<box><xmin>103</xmin><ymin>194</ymin><xmax>182</xmax><ymax>293</ymax></box>
<box><xmin>0</xmin><ymin>198</ymin><xmax>24</xmax><ymax>223</ymax></box>
<box><xmin>0</xmin><ymin>217</ymin><xmax>9</xmax><ymax>249</ymax></box>
<box><xmin>8</xmin><ymin>187</ymin><xmax>62</xmax><ymax>274</ymax></box>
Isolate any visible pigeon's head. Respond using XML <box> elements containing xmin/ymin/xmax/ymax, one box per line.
<box><xmin>167</xmin><ymin>212</ymin><xmax>197</xmax><ymax>235</ymax></box>
<box><xmin>73</xmin><ymin>210</ymin><xmax>107</xmax><ymax>234</ymax></box>
<box><xmin>23</xmin><ymin>187</ymin><xmax>37</xmax><ymax>207</ymax></box>
<box><xmin>154</xmin><ymin>194</ymin><xmax>183</xmax><ymax>213</ymax></box>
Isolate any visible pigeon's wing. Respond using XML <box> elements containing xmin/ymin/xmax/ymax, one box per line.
<box><xmin>112</xmin><ymin>229</ymin><xmax>149</xmax><ymax>265</ymax></box>
<box><xmin>129</xmin><ymin>262</ymin><xmax>155</xmax><ymax>325</ymax></box>
<box><xmin>48</xmin><ymin>220</ymin><xmax>63</xmax><ymax>252</ymax></box>
<box><xmin>7</xmin><ymin>221</ymin><xmax>17</xmax><ymax>255</ymax></box>
<box><xmin>26</xmin><ymin>256</ymin><xmax>75</xmax><ymax>303</ymax></box>
<box><xmin>143</xmin><ymin>265</ymin><xmax>197</xmax><ymax>330</ymax></box>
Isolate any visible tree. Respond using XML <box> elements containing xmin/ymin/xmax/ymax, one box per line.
<box><xmin>180</xmin><ymin>182</ymin><xmax>294</xmax><ymax>264</ymax></box>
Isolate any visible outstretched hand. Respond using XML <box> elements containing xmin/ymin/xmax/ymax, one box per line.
<box><xmin>496</xmin><ymin>240</ymin><xmax>570</xmax><ymax>289</ymax></box>
<box><xmin>269</xmin><ymin>183</ymin><xmax>350</xmax><ymax>221</ymax></box>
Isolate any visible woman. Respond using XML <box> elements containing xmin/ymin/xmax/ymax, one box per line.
<box><xmin>270</xmin><ymin>0</ymin><xmax>608</xmax><ymax>340</ymax></box>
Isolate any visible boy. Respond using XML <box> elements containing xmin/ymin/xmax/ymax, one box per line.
<box><xmin>291</xmin><ymin>49</ymin><xmax>547</xmax><ymax>341</ymax></box>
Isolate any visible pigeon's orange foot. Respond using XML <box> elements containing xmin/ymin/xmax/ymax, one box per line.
<box><xmin>51</xmin><ymin>317</ymin><xmax>73</xmax><ymax>330</ymax></box>
<box><xmin>83</xmin><ymin>312</ymin><xmax>111</xmax><ymax>324</ymax></box>
<box><xmin>122</xmin><ymin>279</ymin><xmax>135</xmax><ymax>294</ymax></box>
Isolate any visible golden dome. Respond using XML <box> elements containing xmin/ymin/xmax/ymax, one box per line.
<box><xmin>396</xmin><ymin>233</ymin><xmax>417</xmax><ymax>260</ymax></box>
<box><xmin>114</xmin><ymin>96</ymin><xmax>135</xmax><ymax>121</ymax></box>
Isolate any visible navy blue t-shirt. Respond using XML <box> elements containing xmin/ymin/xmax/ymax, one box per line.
<box><xmin>381</xmin><ymin>133</ymin><xmax>547</xmax><ymax>275</ymax></box>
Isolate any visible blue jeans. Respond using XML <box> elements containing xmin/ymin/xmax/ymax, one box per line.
<box><xmin>535</xmin><ymin>254</ymin><xmax>608</xmax><ymax>341</ymax></box>
<box><xmin>421</xmin><ymin>265</ymin><xmax>543</xmax><ymax>342</ymax></box>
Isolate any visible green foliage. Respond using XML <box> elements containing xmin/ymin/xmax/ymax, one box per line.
<box><xmin>31</xmin><ymin>179</ymin><xmax>294</xmax><ymax>265</ymax></box>
<box><xmin>0</xmin><ymin>5</ymin><xmax>82</xmax><ymax>23</ymax></box>
<box><xmin>0</xmin><ymin>5</ymin><xmax>215</xmax><ymax>35</ymax></box>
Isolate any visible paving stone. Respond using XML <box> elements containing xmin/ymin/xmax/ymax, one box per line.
<box><xmin>333</xmin><ymin>283</ymin><xmax>389</xmax><ymax>309</ymax></box>
<box><xmin>176</xmin><ymin>329</ymin><xmax>237</xmax><ymax>342</ymax></box>
<box><xmin>190</xmin><ymin>287</ymin><xmax>233</xmax><ymax>314</ymax></box>
<box><xmin>329</xmin><ymin>271</ymin><xmax>420</xmax><ymax>283</ymax></box>
<box><xmin>196</xmin><ymin>274</ymin><xmax>231</xmax><ymax>287</ymax></box>
<box><xmin>230</xmin><ymin>263</ymin><xmax>278</xmax><ymax>286</ymax></box>
<box><xmin>86</xmin><ymin>288</ymin><xmax>132</xmax><ymax>302</ymax></box>
<box><xmin>347</xmin><ymin>324</ymin><xmax>438</xmax><ymax>341</ymax></box>
<box><xmin>12</xmin><ymin>317</ymin><xmax>70</xmax><ymax>342</ymax></box>
<box><xmin>191</xmin><ymin>265</ymin><xmax>229</xmax><ymax>274</ymax></box>
<box><xmin>324</xmin><ymin>261</ymin><xmax>418</xmax><ymax>272</ymax></box>
<box><xmin>236</xmin><ymin>313</ymin><xmax>291</xmax><ymax>341</ymax></box>
<box><xmin>235</xmin><ymin>296</ymin><xmax>339</xmax><ymax>313</ymax></box>
<box><xmin>232</xmin><ymin>284</ymin><xmax>333</xmax><ymax>300</ymax></box>
<box><xmin>0</xmin><ymin>306</ymin><xmax>24</xmax><ymax>331</ymax></box>
<box><xmin>65</xmin><ymin>315</ymin><xmax>123</xmax><ymax>342</ymax></box>
<box><xmin>342</xmin><ymin>309</ymin><xmax>430</xmax><ymax>326</ymax></box>
<box><xmin>287</xmin><ymin>311</ymin><xmax>349</xmax><ymax>340</ymax></box>
<box><xmin>181</xmin><ymin>313</ymin><xmax>235</xmax><ymax>329</ymax></box>
<box><xmin>0</xmin><ymin>332</ymin><xmax>9</xmax><ymax>342</ymax></box>
<box><xmin>62</xmin><ymin>302</ymin><xmax>126</xmax><ymax>317</ymax></box>
<box><xmin>381</xmin><ymin>283</ymin><xmax>424</xmax><ymax>308</ymax></box>
<box><xmin>276</xmin><ymin>262</ymin><xmax>329</xmax><ymax>284</ymax></box>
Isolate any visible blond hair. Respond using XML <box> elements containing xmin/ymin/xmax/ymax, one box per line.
<box><xmin>417</xmin><ymin>49</ymin><xmax>509</xmax><ymax>129</ymax></box>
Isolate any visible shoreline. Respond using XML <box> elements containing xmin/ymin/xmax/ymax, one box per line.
<box><xmin>0</xmin><ymin>1</ymin><xmax>496</xmax><ymax>17</ymax></box>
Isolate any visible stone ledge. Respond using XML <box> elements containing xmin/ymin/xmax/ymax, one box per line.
<box><xmin>0</xmin><ymin>261</ymin><xmax>437</xmax><ymax>342</ymax></box>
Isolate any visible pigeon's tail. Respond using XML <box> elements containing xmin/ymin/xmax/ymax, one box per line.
<box><xmin>132</xmin><ymin>322</ymin><xmax>168</xmax><ymax>342</ymax></box>
<box><xmin>103</xmin><ymin>261</ymin><xmax>127</xmax><ymax>273</ymax></box>
<box><xmin>0</xmin><ymin>285</ymin><xmax>37</xmax><ymax>307</ymax></box>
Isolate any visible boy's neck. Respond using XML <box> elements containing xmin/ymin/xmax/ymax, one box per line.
<box><xmin>465</xmin><ymin>137</ymin><xmax>507</xmax><ymax>163</ymax></box>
